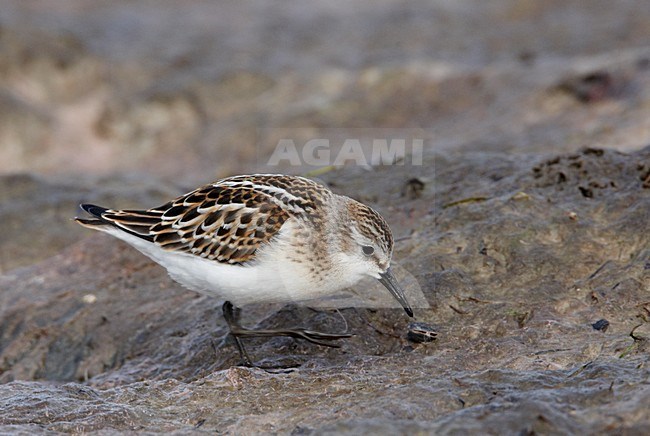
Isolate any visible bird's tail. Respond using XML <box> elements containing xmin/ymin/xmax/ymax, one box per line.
<box><xmin>75</xmin><ymin>203</ymin><xmax>159</xmax><ymax>243</ymax></box>
<box><xmin>74</xmin><ymin>204</ymin><xmax>111</xmax><ymax>229</ymax></box>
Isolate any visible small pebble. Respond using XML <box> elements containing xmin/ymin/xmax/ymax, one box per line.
<box><xmin>511</xmin><ymin>191</ymin><xmax>530</xmax><ymax>201</ymax></box>
<box><xmin>402</xmin><ymin>178</ymin><xmax>426</xmax><ymax>199</ymax></box>
<box><xmin>592</xmin><ymin>319</ymin><xmax>609</xmax><ymax>332</ymax></box>
<box><xmin>82</xmin><ymin>294</ymin><xmax>97</xmax><ymax>304</ymax></box>
<box><xmin>407</xmin><ymin>322</ymin><xmax>438</xmax><ymax>343</ymax></box>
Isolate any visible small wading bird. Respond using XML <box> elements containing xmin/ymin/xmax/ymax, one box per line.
<box><xmin>76</xmin><ymin>174</ymin><xmax>413</xmax><ymax>366</ymax></box>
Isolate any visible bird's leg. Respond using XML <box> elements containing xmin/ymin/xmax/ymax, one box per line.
<box><xmin>222</xmin><ymin>301</ymin><xmax>254</xmax><ymax>366</ymax></box>
<box><xmin>222</xmin><ymin>301</ymin><xmax>353</xmax><ymax>366</ymax></box>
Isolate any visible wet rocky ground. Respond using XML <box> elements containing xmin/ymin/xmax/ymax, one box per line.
<box><xmin>2</xmin><ymin>149</ymin><xmax>649</xmax><ymax>434</ymax></box>
<box><xmin>1</xmin><ymin>1</ymin><xmax>650</xmax><ymax>434</ymax></box>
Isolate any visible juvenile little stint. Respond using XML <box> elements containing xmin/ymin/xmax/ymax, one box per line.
<box><xmin>76</xmin><ymin>174</ymin><xmax>413</xmax><ymax>365</ymax></box>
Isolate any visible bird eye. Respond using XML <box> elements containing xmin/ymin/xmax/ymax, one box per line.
<box><xmin>362</xmin><ymin>245</ymin><xmax>375</xmax><ymax>256</ymax></box>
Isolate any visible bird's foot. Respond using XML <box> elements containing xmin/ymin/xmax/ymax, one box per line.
<box><xmin>221</xmin><ymin>301</ymin><xmax>353</xmax><ymax>368</ymax></box>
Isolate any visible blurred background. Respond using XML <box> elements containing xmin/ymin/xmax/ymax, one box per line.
<box><xmin>1</xmin><ymin>0</ymin><xmax>649</xmax><ymax>182</ymax></box>
<box><xmin>0</xmin><ymin>0</ymin><xmax>649</xmax><ymax>269</ymax></box>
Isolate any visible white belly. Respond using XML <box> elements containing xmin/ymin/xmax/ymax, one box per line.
<box><xmin>100</xmin><ymin>224</ymin><xmax>337</xmax><ymax>306</ymax></box>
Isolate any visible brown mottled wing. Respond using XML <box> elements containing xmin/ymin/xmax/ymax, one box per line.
<box><xmin>99</xmin><ymin>182</ymin><xmax>290</xmax><ymax>265</ymax></box>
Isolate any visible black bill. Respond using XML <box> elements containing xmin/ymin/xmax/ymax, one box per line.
<box><xmin>378</xmin><ymin>267</ymin><xmax>414</xmax><ymax>317</ymax></box>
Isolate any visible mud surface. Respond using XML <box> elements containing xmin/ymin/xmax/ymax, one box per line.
<box><xmin>1</xmin><ymin>1</ymin><xmax>650</xmax><ymax>434</ymax></box>
<box><xmin>2</xmin><ymin>149</ymin><xmax>649</xmax><ymax>434</ymax></box>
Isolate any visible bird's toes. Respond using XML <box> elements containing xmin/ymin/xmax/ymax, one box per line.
<box><xmin>297</xmin><ymin>329</ymin><xmax>354</xmax><ymax>346</ymax></box>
